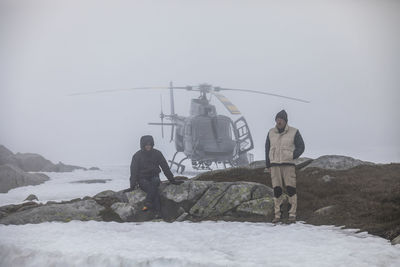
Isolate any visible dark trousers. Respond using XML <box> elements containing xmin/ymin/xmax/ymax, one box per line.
<box><xmin>139</xmin><ymin>176</ymin><xmax>161</xmax><ymax>212</ymax></box>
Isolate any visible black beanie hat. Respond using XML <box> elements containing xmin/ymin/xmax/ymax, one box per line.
<box><xmin>275</xmin><ymin>110</ymin><xmax>288</xmax><ymax>122</ymax></box>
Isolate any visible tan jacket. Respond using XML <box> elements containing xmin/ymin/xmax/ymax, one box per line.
<box><xmin>268</xmin><ymin>124</ymin><xmax>298</xmax><ymax>165</ymax></box>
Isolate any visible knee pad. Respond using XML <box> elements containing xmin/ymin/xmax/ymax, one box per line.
<box><xmin>286</xmin><ymin>186</ymin><xmax>296</xmax><ymax>197</ymax></box>
<box><xmin>273</xmin><ymin>186</ymin><xmax>283</xmax><ymax>198</ymax></box>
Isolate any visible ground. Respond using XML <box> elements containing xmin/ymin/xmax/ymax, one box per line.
<box><xmin>194</xmin><ymin>163</ymin><xmax>400</xmax><ymax>241</ymax></box>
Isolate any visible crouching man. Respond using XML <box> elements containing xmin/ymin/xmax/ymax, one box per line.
<box><xmin>129</xmin><ymin>135</ymin><xmax>183</xmax><ymax>217</ymax></box>
<box><xmin>265</xmin><ymin>110</ymin><xmax>305</xmax><ymax>224</ymax></box>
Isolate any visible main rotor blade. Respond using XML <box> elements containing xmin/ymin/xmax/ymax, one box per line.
<box><xmin>211</xmin><ymin>92</ymin><xmax>241</xmax><ymax>115</ymax></box>
<box><xmin>69</xmin><ymin>86</ymin><xmax>191</xmax><ymax>96</ymax></box>
<box><xmin>216</xmin><ymin>87</ymin><xmax>310</xmax><ymax>103</ymax></box>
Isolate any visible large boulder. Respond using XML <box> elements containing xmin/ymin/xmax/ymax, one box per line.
<box><xmin>160</xmin><ymin>180</ymin><xmax>212</xmax><ymax>220</ymax></box>
<box><xmin>0</xmin><ymin>199</ymin><xmax>104</xmax><ymax>225</ymax></box>
<box><xmin>0</xmin><ymin>164</ymin><xmax>49</xmax><ymax>193</ymax></box>
<box><xmin>302</xmin><ymin>155</ymin><xmax>374</xmax><ymax>170</ymax></box>
<box><xmin>0</xmin><ymin>181</ymin><xmax>275</xmax><ymax>224</ymax></box>
<box><xmin>189</xmin><ymin>182</ymin><xmax>274</xmax><ymax>219</ymax></box>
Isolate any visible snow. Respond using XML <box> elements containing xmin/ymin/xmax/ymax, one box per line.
<box><xmin>0</xmin><ymin>221</ymin><xmax>399</xmax><ymax>267</ymax></box>
<box><xmin>0</xmin><ymin>167</ymin><xmax>399</xmax><ymax>266</ymax></box>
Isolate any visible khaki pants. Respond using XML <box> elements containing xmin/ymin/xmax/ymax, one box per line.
<box><xmin>270</xmin><ymin>165</ymin><xmax>297</xmax><ymax>218</ymax></box>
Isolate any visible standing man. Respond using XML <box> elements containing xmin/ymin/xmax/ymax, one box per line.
<box><xmin>129</xmin><ymin>135</ymin><xmax>183</xmax><ymax>216</ymax></box>
<box><xmin>265</xmin><ymin>110</ymin><xmax>305</xmax><ymax>224</ymax></box>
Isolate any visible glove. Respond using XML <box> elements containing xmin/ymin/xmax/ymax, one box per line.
<box><xmin>170</xmin><ymin>179</ymin><xmax>184</xmax><ymax>185</ymax></box>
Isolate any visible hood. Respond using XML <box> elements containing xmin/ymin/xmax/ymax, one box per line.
<box><xmin>140</xmin><ymin>135</ymin><xmax>155</xmax><ymax>150</ymax></box>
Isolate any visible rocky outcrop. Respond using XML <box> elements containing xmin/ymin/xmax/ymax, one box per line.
<box><xmin>70</xmin><ymin>179</ymin><xmax>111</xmax><ymax>184</ymax></box>
<box><xmin>392</xmin><ymin>235</ymin><xmax>400</xmax><ymax>245</ymax></box>
<box><xmin>0</xmin><ymin>164</ymin><xmax>49</xmax><ymax>193</ymax></box>
<box><xmin>0</xmin><ymin>199</ymin><xmax>104</xmax><ymax>224</ymax></box>
<box><xmin>0</xmin><ymin>145</ymin><xmax>97</xmax><ymax>172</ymax></box>
<box><xmin>0</xmin><ymin>180</ymin><xmax>274</xmax><ymax>225</ymax></box>
<box><xmin>248</xmin><ymin>157</ymin><xmax>313</xmax><ymax>169</ymax></box>
<box><xmin>302</xmin><ymin>155</ymin><xmax>374</xmax><ymax>170</ymax></box>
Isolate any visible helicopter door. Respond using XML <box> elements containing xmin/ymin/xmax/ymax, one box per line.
<box><xmin>234</xmin><ymin>116</ymin><xmax>254</xmax><ymax>154</ymax></box>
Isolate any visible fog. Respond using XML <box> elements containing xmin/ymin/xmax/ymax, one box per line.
<box><xmin>1</xmin><ymin>0</ymin><xmax>399</xmax><ymax>166</ymax></box>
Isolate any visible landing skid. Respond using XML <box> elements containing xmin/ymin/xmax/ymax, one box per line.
<box><xmin>169</xmin><ymin>152</ymin><xmax>188</xmax><ymax>174</ymax></box>
<box><xmin>169</xmin><ymin>151</ymin><xmax>243</xmax><ymax>174</ymax></box>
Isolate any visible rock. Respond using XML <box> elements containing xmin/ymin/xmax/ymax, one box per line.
<box><xmin>391</xmin><ymin>235</ymin><xmax>400</xmax><ymax>245</ymax></box>
<box><xmin>210</xmin><ymin>183</ymin><xmax>256</xmax><ymax>216</ymax></box>
<box><xmin>0</xmin><ymin>145</ymin><xmax>87</xmax><ymax>172</ymax></box>
<box><xmin>70</xmin><ymin>179</ymin><xmax>111</xmax><ymax>184</ymax></box>
<box><xmin>0</xmin><ymin>200</ymin><xmax>104</xmax><ymax>225</ymax></box>
<box><xmin>248</xmin><ymin>160</ymin><xmax>267</xmax><ymax>169</ymax></box>
<box><xmin>294</xmin><ymin>157</ymin><xmax>313</xmax><ymax>169</ymax></box>
<box><xmin>51</xmin><ymin>162</ymin><xmax>87</xmax><ymax>172</ymax></box>
<box><xmin>111</xmin><ymin>202</ymin><xmax>135</xmax><ymax>221</ymax></box>
<box><xmin>175</xmin><ymin>212</ymin><xmax>189</xmax><ymax>222</ymax></box>
<box><xmin>321</xmin><ymin>175</ymin><xmax>335</xmax><ymax>182</ymax></box>
<box><xmin>24</xmin><ymin>194</ymin><xmax>39</xmax><ymax>201</ymax></box>
<box><xmin>93</xmin><ymin>190</ymin><xmax>128</xmax><ymax>207</ymax></box>
<box><xmin>0</xmin><ymin>164</ymin><xmax>49</xmax><ymax>193</ymax></box>
<box><xmin>236</xmin><ymin>197</ymin><xmax>274</xmax><ymax>217</ymax></box>
<box><xmin>302</xmin><ymin>155</ymin><xmax>374</xmax><ymax>170</ymax></box>
<box><xmin>89</xmin><ymin>167</ymin><xmax>101</xmax><ymax>171</ymax></box>
<box><xmin>252</xmin><ymin>184</ymin><xmax>274</xmax><ymax>199</ymax></box>
<box><xmin>160</xmin><ymin>180</ymin><xmax>212</xmax><ymax>221</ymax></box>
<box><xmin>125</xmin><ymin>189</ymin><xmax>147</xmax><ymax>207</ymax></box>
<box><xmin>0</xmin><ymin>181</ymin><xmax>276</xmax><ymax>224</ymax></box>
<box><xmin>189</xmin><ymin>182</ymin><xmax>231</xmax><ymax>218</ymax></box>
<box><xmin>314</xmin><ymin>205</ymin><xmax>337</xmax><ymax>216</ymax></box>
<box><xmin>248</xmin><ymin>157</ymin><xmax>313</xmax><ymax>170</ymax></box>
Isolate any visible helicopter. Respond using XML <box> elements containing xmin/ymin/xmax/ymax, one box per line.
<box><xmin>147</xmin><ymin>82</ymin><xmax>309</xmax><ymax>173</ymax></box>
<box><xmin>70</xmin><ymin>82</ymin><xmax>309</xmax><ymax>173</ymax></box>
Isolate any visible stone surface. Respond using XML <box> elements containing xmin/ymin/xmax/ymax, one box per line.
<box><xmin>303</xmin><ymin>155</ymin><xmax>374</xmax><ymax>170</ymax></box>
<box><xmin>321</xmin><ymin>175</ymin><xmax>335</xmax><ymax>182</ymax></box>
<box><xmin>71</xmin><ymin>179</ymin><xmax>112</xmax><ymax>184</ymax></box>
<box><xmin>175</xmin><ymin>212</ymin><xmax>189</xmax><ymax>222</ymax></box>
<box><xmin>189</xmin><ymin>182</ymin><xmax>231</xmax><ymax>218</ymax></box>
<box><xmin>0</xmin><ymin>164</ymin><xmax>49</xmax><ymax>193</ymax></box>
<box><xmin>391</xmin><ymin>235</ymin><xmax>400</xmax><ymax>245</ymax></box>
<box><xmin>314</xmin><ymin>205</ymin><xmax>337</xmax><ymax>216</ymax></box>
<box><xmin>236</xmin><ymin>197</ymin><xmax>274</xmax><ymax>217</ymax></box>
<box><xmin>0</xmin><ymin>145</ymin><xmax>87</xmax><ymax>172</ymax></box>
<box><xmin>252</xmin><ymin>184</ymin><xmax>274</xmax><ymax>199</ymax></box>
<box><xmin>248</xmin><ymin>157</ymin><xmax>313</xmax><ymax>169</ymax></box>
<box><xmin>111</xmin><ymin>202</ymin><xmax>135</xmax><ymax>221</ymax></box>
<box><xmin>211</xmin><ymin>183</ymin><xmax>255</xmax><ymax>216</ymax></box>
<box><xmin>0</xmin><ymin>200</ymin><xmax>104</xmax><ymax>225</ymax></box>
<box><xmin>24</xmin><ymin>194</ymin><xmax>39</xmax><ymax>201</ymax></box>
<box><xmin>0</xmin><ymin>181</ymin><xmax>276</xmax><ymax>224</ymax></box>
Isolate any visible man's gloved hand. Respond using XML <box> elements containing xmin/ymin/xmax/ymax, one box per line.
<box><xmin>170</xmin><ymin>179</ymin><xmax>184</xmax><ymax>185</ymax></box>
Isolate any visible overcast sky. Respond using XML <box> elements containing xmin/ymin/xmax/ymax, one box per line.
<box><xmin>1</xmin><ymin>0</ymin><xmax>399</xmax><ymax>167</ymax></box>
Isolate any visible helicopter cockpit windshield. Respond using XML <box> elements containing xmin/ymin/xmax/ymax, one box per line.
<box><xmin>189</xmin><ymin>115</ymin><xmax>236</xmax><ymax>157</ymax></box>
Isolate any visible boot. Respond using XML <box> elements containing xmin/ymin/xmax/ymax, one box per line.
<box><xmin>287</xmin><ymin>216</ymin><xmax>296</xmax><ymax>224</ymax></box>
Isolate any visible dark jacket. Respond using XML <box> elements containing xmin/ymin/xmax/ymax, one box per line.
<box><xmin>265</xmin><ymin>128</ymin><xmax>305</xmax><ymax>168</ymax></box>
<box><xmin>129</xmin><ymin>135</ymin><xmax>174</xmax><ymax>188</ymax></box>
